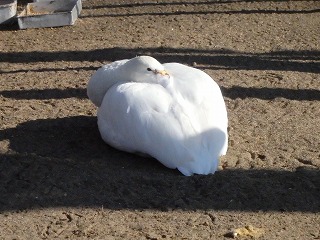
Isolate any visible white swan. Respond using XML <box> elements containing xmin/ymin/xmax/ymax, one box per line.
<box><xmin>87</xmin><ymin>56</ymin><xmax>228</xmax><ymax>176</ymax></box>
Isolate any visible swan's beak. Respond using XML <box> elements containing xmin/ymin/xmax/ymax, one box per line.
<box><xmin>154</xmin><ymin>69</ymin><xmax>170</xmax><ymax>77</ymax></box>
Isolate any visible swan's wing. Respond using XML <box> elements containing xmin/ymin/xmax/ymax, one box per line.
<box><xmin>98</xmin><ymin>78</ymin><xmax>227</xmax><ymax>176</ymax></box>
<box><xmin>87</xmin><ymin>59</ymin><xmax>129</xmax><ymax>107</ymax></box>
<box><xmin>97</xmin><ymin>82</ymin><xmax>189</xmax><ymax>169</ymax></box>
<box><xmin>164</xmin><ymin>63</ymin><xmax>228</xmax><ymax>154</ymax></box>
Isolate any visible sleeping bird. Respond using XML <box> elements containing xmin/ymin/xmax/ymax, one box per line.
<box><xmin>87</xmin><ymin>56</ymin><xmax>228</xmax><ymax>176</ymax></box>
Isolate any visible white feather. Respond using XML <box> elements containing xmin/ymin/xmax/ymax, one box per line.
<box><xmin>87</xmin><ymin>56</ymin><xmax>228</xmax><ymax>176</ymax></box>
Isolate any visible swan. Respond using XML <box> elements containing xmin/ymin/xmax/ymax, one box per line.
<box><xmin>87</xmin><ymin>56</ymin><xmax>228</xmax><ymax>176</ymax></box>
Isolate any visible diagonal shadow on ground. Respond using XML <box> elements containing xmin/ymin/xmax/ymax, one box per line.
<box><xmin>0</xmin><ymin>116</ymin><xmax>319</xmax><ymax>213</ymax></box>
<box><xmin>83</xmin><ymin>0</ymin><xmax>319</xmax><ymax>10</ymax></box>
<box><xmin>0</xmin><ymin>47</ymin><xmax>319</xmax><ymax>73</ymax></box>
<box><xmin>1</xmin><ymin>86</ymin><xmax>319</xmax><ymax>101</ymax></box>
<box><xmin>80</xmin><ymin>0</ymin><xmax>320</xmax><ymax>17</ymax></box>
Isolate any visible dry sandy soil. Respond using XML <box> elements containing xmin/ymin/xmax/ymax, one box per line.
<box><xmin>0</xmin><ymin>0</ymin><xmax>319</xmax><ymax>239</ymax></box>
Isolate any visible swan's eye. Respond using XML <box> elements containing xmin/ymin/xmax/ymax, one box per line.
<box><xmin>147</xmin><ymin>68</ymin><xmax>152</xmax><ymax>71</ymax></box>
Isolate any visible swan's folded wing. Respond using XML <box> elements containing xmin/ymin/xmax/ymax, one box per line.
<box><xmin>164</xmin><ymin>63</ymin><xmax>228</xmax><ymax>154</ymax></box>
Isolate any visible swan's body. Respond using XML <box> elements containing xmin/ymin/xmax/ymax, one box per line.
<box><xmin>87</xmin><ymin>56</ymin><xmax>228</xmax><ymax>176</ymax></box>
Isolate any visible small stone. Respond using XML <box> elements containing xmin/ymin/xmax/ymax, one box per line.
<box><xmin>225</xmin><ymin>225</ymin><xmax>264</xmax><ymax>238</ymax></box>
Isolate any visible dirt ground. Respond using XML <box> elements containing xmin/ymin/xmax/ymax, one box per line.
<box><xmin>0</xmin><ymin>0</ymin><xmax>319</xmax><ymax>239</ymax></box>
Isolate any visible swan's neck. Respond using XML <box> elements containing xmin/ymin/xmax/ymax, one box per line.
<box><xmin>87</xmin><ymin>67</ymin><xmax>123</xmax><ymax>107</ymax></box>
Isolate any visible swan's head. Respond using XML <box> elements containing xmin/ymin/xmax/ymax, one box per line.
<box><xmin>122</xmin><ymin>56</ymin><xmax>170</xmax><ymax>83</ymax></box>
<box><xmin>87</xmin><ymin>56</ymin><xmax>170</xmax><ymax>107</ymax></box>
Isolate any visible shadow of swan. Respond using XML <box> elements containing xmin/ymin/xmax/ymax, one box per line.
<box><xmin>0</xmin><ymin>116</ymin><xmax>319</xmax><ymax>212</ymax></box>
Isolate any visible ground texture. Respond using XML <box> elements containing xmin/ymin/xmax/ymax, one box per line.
<box><xmin>0</xmin><ymin>0</ymin><xmax>319</xmax><ymax>239</ymax></box>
